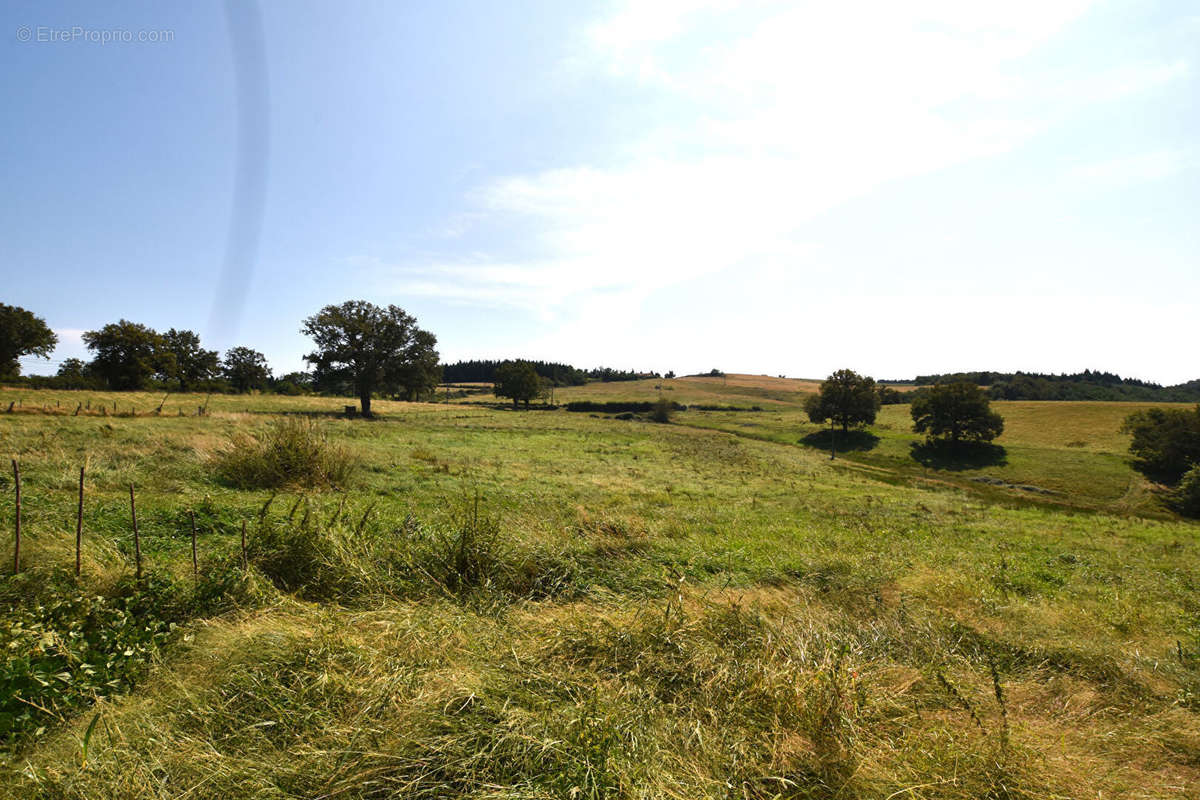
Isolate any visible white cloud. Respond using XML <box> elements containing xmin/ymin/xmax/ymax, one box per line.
<box><xmin>378</xmin><ymin>0</ymin><xmax>1192</xmax><ymax>376</ymax></box>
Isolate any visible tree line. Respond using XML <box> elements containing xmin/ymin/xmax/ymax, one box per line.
<box><xmin>0</xmin><ymin>301</ymin><xmax>441</xmax><ymax>414</ymax></box>
<box><xmin>901</xmin><ymin>370</ymin><xmax>1200</xmax><ymax>402</ymax></box>
<box><xmin>442</xmin><ymin>360</ymin><xmax>660</xmax><ymax>386</ymax></box>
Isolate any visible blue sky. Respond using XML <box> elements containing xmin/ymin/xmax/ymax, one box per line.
<box><xmin>3</xmin><ymin>1</ymin><xmax>1197</xmax><ymax>383</ymax></box>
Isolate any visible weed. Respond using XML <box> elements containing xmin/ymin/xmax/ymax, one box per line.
<box><xmin>0</xmin><ymin>565</ymin><xmax>247</xmax><ymax>753</ymax></box>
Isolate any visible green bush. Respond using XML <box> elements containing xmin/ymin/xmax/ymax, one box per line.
<box><xmin>1122</xmin><ymin>405</ymin><xmax>1200</xmax><ymax>482</ymax></box>
<box><xmin>0</xmin><ymin>568</ymin><xmax>247</xmax><ymax>751</ymax></box>
<box><xmin>1175</xmin><ymin>465</ymin><xmax>1200</xmax><ymax>517</ymax></box>
<box><xmin>650</xmin><ymin>396</ymin><xmax>674</xmax><ymax>423</ymax></box>
<box><xmin>213</xmin><ymin>417</ymin><xmax>356</xmax><ymax>489</ymax></box>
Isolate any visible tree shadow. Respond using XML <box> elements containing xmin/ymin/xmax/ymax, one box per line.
<box><xmin>909</xmin><ymin>440</ymin><xmax>1007</xmax><ymax>471</ymax></box>
<box><xmin>800</xmin><ymin>429</ymin><xmax>880</xmax><ymax>453</ymax></box>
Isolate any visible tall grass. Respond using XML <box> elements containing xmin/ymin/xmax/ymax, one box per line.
<box><xmin>212</xmin><ymin>417</ymin><xmax>356</xmax><ymax>490</ymax></box>
<box><xmin>7</xmin><ymin>589</ymin><xmax>1063</xmax><ymax>799</ymax></box>
<box><xmin>244</xmin><ymin>493</ymin><xmax>579</xmax><ymax>605</ymax></box>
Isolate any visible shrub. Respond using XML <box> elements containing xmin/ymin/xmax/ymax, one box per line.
<box><xmin>1176</xmin><ymin>465</ymin><xmax>1200</xmax><ymax>517</ymax></box>
<box><xmin>213</xmin><ymin>417</ymin><xmax>356</xmax><ymax>489</ymax></box>
<box><xmin>650</xmin><ymin>396</ymin><xmax>674</xmax><ymax>423</ymax></box>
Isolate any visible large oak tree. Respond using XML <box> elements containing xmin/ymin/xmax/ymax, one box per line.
<box><xmin>804</xmin><ymin>369</ymin><xmax>880</xmax><ymax>431</ymax></box>
<box><xmin>302</xmin><ymin>300</ymin><xmax>436</xmax><ymax>417</ymax></box>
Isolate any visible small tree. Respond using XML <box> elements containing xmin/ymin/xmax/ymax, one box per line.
<box><xmin>911</xmin><ymin>382</ymin><xmax>1004</xmax><ymax>445</ymax></box>
<box><xmin>493</xmin><ymin>360</ymin><xmax>542</xmax><ymax>407</ymax></box>
<box><xmin>163</xmin><ymin>328</ymin><xmax>220</xmax><ymax>390</ymax></box>
<box><xmin>56</xmin><ymin>358</ymin><xmax>90</xmax><ymax>379</ymax></box>
<box><xmin>223</xmin><ymin>346</ymin><xmax>272</xmax><ymax>393</ymax></box>
<box><xmin>1121</xmin><ymin>405</ymin><xmax>1200</xmax><ymax>483</ymax></box>
<box><xmin>273</xmin><ymin>371</ymin><xmax>314</xmax><ymax>396</ymax></box>
<box><xmin>805</xmin><ymin>369</ymin><xmax>880</xmax><ymax>431</ymax></box>
<box><xmin>0</xmin><ymin>304</ymin><xmax>58</xmax><ymax>378</ymax></box>
<box><xmin>302</xmin><ymin>300</ymin><xmax>434</xmax><ymax>417</ymax></box>
<box><xmin>55</xmin><ymin>358</ymin><xmax>98</xmax><ymax>389</ymax></box>
<box><xmin>82</xmin><ymin>320</ymin><xmax>170</xmax><ymax>390</ymax></box>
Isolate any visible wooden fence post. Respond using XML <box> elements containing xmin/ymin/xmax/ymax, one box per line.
<box><xmin>189</xmin><ymin>510</ymin><xmax>199</xmax><ymax>580</ymax></box>
<box><xmin>75</xmin><ymin>467</ymin><xmax>85</xmax><ymax>577</ymax></box>
<box><xmin>129</xmin><ymin>484</ymin><xmax>142</xmax><ymax>580</ymax></box>
<box><xmin>11</xmin><ymin>460</ymin><xmax>20</xmax><ymax>574</ymax></box>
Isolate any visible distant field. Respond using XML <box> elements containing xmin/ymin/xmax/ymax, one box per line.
<box><xmin>549</xmin><ymin>374</ymin><xmax>826</xmax><ymax>406</ymax></box>
<box><xmin>455</xmin><ymin>373</ymin><xmax>1183</xmax><ymax>517</ymax></box>
<box><xmin>1</xmin><ymin>384</ymin><xmax>1198</xmax><ymax>798</ymax></box>
<box><xmin>679</xmin><ymin>399</ymin><xmax>1190</xmax><ymax>518</ymax></box>
<box><xmin>0</xmin><ymin>383</ymin><xmax>1185</xmax><ymax>516</ymax></box>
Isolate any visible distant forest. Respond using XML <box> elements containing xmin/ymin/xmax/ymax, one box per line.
<box><xmin>441</xmin><ymin>360</ymin><xmax>659</xmax><ymax>386</ymax></box>
<box><xmin>886</xmin><ymin>370</ymin><xmax>1200</xmax><ymax>402</ymax></box>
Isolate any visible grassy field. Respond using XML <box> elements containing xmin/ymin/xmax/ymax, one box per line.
<box><xmin>0</xmin><ymin>383</ymin><xmax>1198</xmax><ymax>798</ymax></box>
<box><xmin>459</xmin><ymin>374</ymin><xmax>829</xmax><ymax>407</ymax></box>
<box><xmin>679</xmin><ymin>400</ymin><xmax>1188</xmax><ymax>518</ymax></box>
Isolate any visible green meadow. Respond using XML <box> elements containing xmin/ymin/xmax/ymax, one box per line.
<box><xmin>0</xmin><ymin>380</ymin><xmax>1197</xmax><ymax>799</ymax></box>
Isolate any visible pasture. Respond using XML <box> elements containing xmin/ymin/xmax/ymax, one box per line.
<box><xmin>0</xmin><ymin>380</ymin><xmax>1197</xmax><ymax>799</ymax></box>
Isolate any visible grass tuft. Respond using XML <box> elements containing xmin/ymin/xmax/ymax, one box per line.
<box><xmin>211</xmin><ymin>417</ymin><xmax>356</xmax><ymax>490</ymax></box>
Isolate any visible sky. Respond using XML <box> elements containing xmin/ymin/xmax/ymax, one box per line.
<box><xmin>2</xmin><ymin>0</ymin><xmax>1197</xmax><ymax>383</ymax></box>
